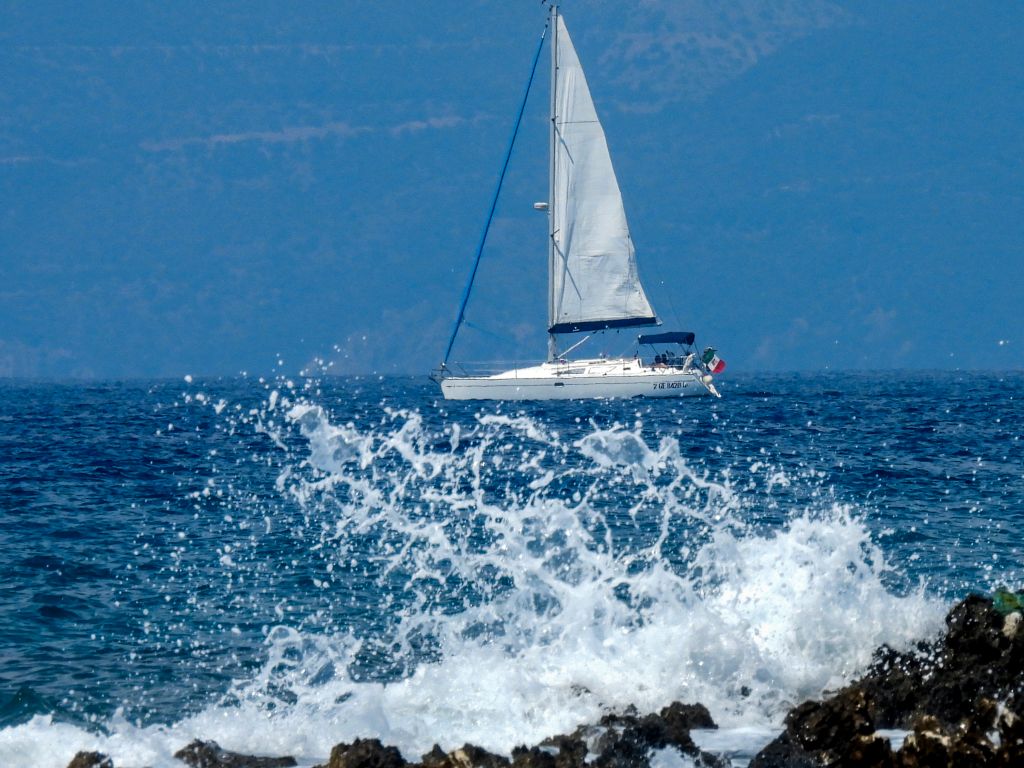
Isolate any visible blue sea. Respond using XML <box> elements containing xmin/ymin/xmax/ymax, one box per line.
<box><xmin>1</xmin><ymin>372</ymin><xmax>1021</xmax><ymax>767</ymax></box>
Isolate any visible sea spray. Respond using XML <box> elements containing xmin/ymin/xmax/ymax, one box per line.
<box><xmin>207</xmin><ymin>400</ymin><xmax>942</xmax><ymax>756</ymax></box>
<box><xmin>0</xmin><ymin>378</ymin><xmax>962</xmax><ymax>768</ymax></box>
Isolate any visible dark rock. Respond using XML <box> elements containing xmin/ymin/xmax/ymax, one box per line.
<box><xmin>636</xmin><ymin>713</ymin><xmax>676</xmax><ymax>746</ymax></box>
<box><xmin>748</xmin><ymin>591</ymin><xmax>1024</xmax><ymax>767</ymax></box>
<box><xmin>850</xmin><ymin>644</ymin><xmax>930</xmax><ymax>729</ymax></box>
<box><xmin>922</xmin><ymin>596</ymin><xmax>1024</xmax><ymax>726</ymax></box>
<box><xmin>895</xmin><ymin>717</ymin><xmax>949</xmax><ymax>767</ymax></box>
<box><xmin>421</xmin><ymin>745</ymin><xmax>450</xmax><ymax>768</ymax></box>
<box><xmin>592</xmin><ymin>726</ymin><xmax>652</xmax><ymax>768</ymax></box>
<box><xmin>659</xmin><ymin>701</ymin><xmax>716</xmax><ymax>733</ymax></box>
<box><xmin>996</xmin><ymin>705</ymin><xmax>1024</xmax><ymax>766</ymax></box>
<box><xmin>522</xmin><ymin>718</ymin><xmax>722</xmax><ymax>768</ymax></box>
<box><xmin>746</xmin><ymin>590</ymin><xmax>1024</xmax><ymax>767</ymax></box>
<box><xmin>965</xmin><ymin>697</ymin><xmax>999</xmax><ymax>738</ymax></box>
<box><xmin>786</xmin><ymin>689</ymin><xmax>874</xmax><ymax>754</ymax></box>
<box><xmin>588</xmin><ymin>718</ymin><xmax>643</xmax><ymax>768</ymax></box>
<box><xmin>589</xmin><ymin>702</ymin><xmax>711</xmax><ymax>759</ymax></box>
<box><xmin>692</xmin><ymin>749</ymin><xmax>731</xmax><ymax>768</ymax></box>
<box><xmin>747</xmin><ymin>732</ymin><xmax>817</xmax><ymax>768</ymax></box>
<box><xmin>843</xmin><ymin>734</ymin><xmax>894</xmax><ymax>768</ymax></box>
<box><xmin>67</xmin><ymin>752</ymin><xmax>113</xmax><ymax>768</ymax></box>
<box><xmin>328</xmin><ymin>739</ymin><xmax>407</xmax><ymax>768</ymax></box>
<box><xmin>895</xmin><ymin>716</ymin><xmax>957</xmax><ymax>768</ymax></box>
<box><xmin>593</xmin><ymin>725</ymin><xmax>725</xmax><ymax>768</ymax></box>
<box><xmin>319</xmin><ymin>703</ymin><xmax>715</xmax><ymax>768</ymax></box>
<box><xmin>446</xmin><ymin>744</ymin><xmax>511</xmax><ymax>768</ymax></box>
<box><xmin>509</xmin><ymin>706</ymin><xmax>708</xmax><ymax>768</ymax></box>
<box><xmin>840</xmin><ymin>594</ymin><xmax>1024</xmax><ymax>730</ymax></box>
<box><xmin>892</xmin><ymin>710</ymin><xmax>1007</xmax><ymax>767</ymax></box>
<box><xmin>173</xmin><ymin>739</ymin><xmax>297</xmax><ymax>768</ymax></box>
<box><xmin>510</xmin><ymin>745</ymin><xmax>557</xmax><ymax>768</ymax></box>
<box><xmin>750</xmin><ymin>689</ymin><xmax>879</xmax><ymax>767</ymax></box>
<box><xmin>944</xmin><ymin>595</ymin><xmax>1004</xmax><ymax>661</ymax></box>
<box><xmin>533</xmin><ymin>734</ymin><xmax>587</xmax><ymax>768</ymax></box>
<box><xmin>417</xmin><ymin>743</ymin><xmax>509</xmax><ymax>768</ymax></box>
<box><xmin>657</xmin><ymin>703</ymin><xmax>721</xmax><ymax>766</ymax></box>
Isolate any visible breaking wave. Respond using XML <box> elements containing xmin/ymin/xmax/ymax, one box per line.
<box><xmin>0</xmin><ymin>387</ymin><xmax>946</xmax><ymax>768</ymax></box>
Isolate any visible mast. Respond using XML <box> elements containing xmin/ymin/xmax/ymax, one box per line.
<box><xmin>547</xmin><ymin>3</ymin><xmax>559</xmax><ymax>362</ymax></box>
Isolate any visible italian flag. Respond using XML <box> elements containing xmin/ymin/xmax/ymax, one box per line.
<box><xmin>702</xmin><ymin>347</ymin><xmax>726</xmax><ymax>374</ymax></box>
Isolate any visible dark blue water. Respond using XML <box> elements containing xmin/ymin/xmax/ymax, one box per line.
<box><xmin>0</xmin><ymin>372</ymin><xmax>1020</xmax><ymax>766</ymax></box>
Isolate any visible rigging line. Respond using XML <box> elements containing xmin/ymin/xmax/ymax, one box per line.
<box><xmin>610</xmin><ymin>330</ymin><xmax>638</xmax><ymax>360</ymax></box>
<box><xmin>463</xmin><ymin>320</ymin><xmax>518</xmax><ymax>346</ymax></box>
<box><xmin>441</xmin><ymin>21</ymin><xmax>549</xmax><ymax>367</ymax></box>
<box><xmin>661</xmin><ymin>278</ymin><xmax>686</xmax><ymax>333</ymax></box>
<box><xmin>644</xmin><ymin>255</ymin><xmax>683</xmax><ymax>332</ymax></box>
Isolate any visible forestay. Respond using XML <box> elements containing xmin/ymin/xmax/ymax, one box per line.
<box><xmin>548</xmin><ymin>15</ymin><xmax>657</xmax><ymax>335</ymax></box>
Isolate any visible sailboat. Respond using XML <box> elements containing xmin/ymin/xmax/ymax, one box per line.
<box><xmin>434</xmin><ymin>5</ymin><xmax>723</xmax><ymax>400</ymax></box>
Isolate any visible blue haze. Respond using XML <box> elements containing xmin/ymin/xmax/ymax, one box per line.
<box><xmin>1</xmin><ymin>1</ymin><xmax>1022</xmax><ymax>377</ymax></box>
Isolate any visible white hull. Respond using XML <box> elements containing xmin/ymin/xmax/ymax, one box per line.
<box><xmin>440</xmin><ymin>358</ymin><xmax>714</xmax><ymax>401</ymax></box>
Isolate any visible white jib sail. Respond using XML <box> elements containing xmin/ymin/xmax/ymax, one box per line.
<box><xmin>548</xmin><ymin>14</ymin><xmax>657</xmax><ymax>334</ymax></box>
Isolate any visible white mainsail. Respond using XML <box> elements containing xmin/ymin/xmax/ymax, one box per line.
<box><xmin>548</xmin><ymin>14</ymin><xmax>657</xmax><ymax>334</ymax></box>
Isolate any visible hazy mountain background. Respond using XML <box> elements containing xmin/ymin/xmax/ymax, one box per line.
<box><xmin>2</xmin><ymin>0</ymin><xmax>1021</xmax><ymax>377</ymax></box>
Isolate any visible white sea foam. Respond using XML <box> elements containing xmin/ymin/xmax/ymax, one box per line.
<box><xmin>0</xmin><ymin>405</ymin><xmax>946</xmax><ymax>768</ymax></box>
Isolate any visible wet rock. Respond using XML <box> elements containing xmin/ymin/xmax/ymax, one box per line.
<box><xmin>421</xmin><ymin>745</ymin><xmax>451</xmax><ymax>768</ymax></box>
<box><xmin>843</xmin><ymin>595</ymin><xmax>1024</xmax><ymax>730</ymax></box>
<box><xmin>843</xmin><ymin>734</ymin><xmax>894</xmax><ymax>768</ymax></box>
<box><xmin>894</xmin><ymin>716</ymin><xmax>951</xmax><ymax>767</ymax></box>
<box><xmin>750</xmin><ymin>728</ymin><xmax>894</xmax><ymax>768</ymax></box>
<box><xmin>690</xmin><ymin>750</ymin><xmax>731</xmax><ymax>768</ymax></box>
<box><xmin>590</xmin><ymin>720</ymin><xmax>666</xmax><ymax>766</ymax></box>
<box><xmin>786</xmin><ymin>689</ymin><xmax>874</xmax><ymax>754</ymax></box>
<box><xmin>749</xmin><ymin>594</ymin><xmax>1024</xmax><ymax>765</ymax></box>
<box><xmin>966</xmin><ymin>697</ymin><xmax>1000</xmax><ymax>737</ymax></box>
<box><xmin>944</xmin><ymin>594</ymin><xmax>1005</xmax><ymax>659</ymax></box>
<box><xmin>445</xmin><ymin>745</ymin><xmax>510</xmax><ymax>768</ymax></box>
<box><xmin>591</xmin><ymin>701</ymin><xmax>716</xmax><ymax>759</ymax></box>
<box><xmin>893</xmin><ymin>712</ymin><xmax>1001</xmax><ymax>767</ymax></box>
<box><xmin>224</xmin><ymin>699</ymin><xmax>716</xmax><ymax>768</ymax></box>
<box><xmin>67</xmin><ymin>752</ymin><xmax>113</xmax><ymax>768</ymax></box>
<box><xmin>749</xmin><ymin>689</ymin><xmax>880</xmax><ymax>767</ymax></box>
<box><xmin>173</xmin><ymin>739</ymin><xmax>297</xmax><ymax>768</ymax></box>
<box><xmin>884</xmin><ymin>702</ymin><xmax>1023</xmax><ymax>767</ymax></box>
<box><xmin>510</xmin><ymin>703</ymin><xmax>719</xmax><ymax>768</ymax></box>
<box><xmin>587</xmin><ymin>704</ymin><xmax>725</xmax><ymax>768</ymax></box>
<box><xmin>509</xmin><ymin>745</ymin><xmax>558</xmax><ymax>768</ymax></box>
<box><xmin>417</xmin><ymin>749</ymin><xmax>512</xmax><ymax>768</ymax></box>
<box><xmin>592</xmin><ymin>730</ymin><xmax>650</xmax><ymax>768</ymax></box>
<box><xmin>996</xmin><ymin>706</ymin><xmax>1024</xmax><ymax>766</ymax></box>
<box><xmin>849</xmin><ymin>644</ymin><xmax>930</xmax><ymax>729</ymax></box>
<box><xmin>328</xmin><ymin>739</ymin><xmax>407</xmax><ymax>768</ymax></box>
<box><xmin>513</xmin><ymin>734</ymin><xmax>586</xmax><ymax>768</ymax></box>
<box><xmin>418</xmin><ymin>743</ymin><xmax>511</xmax><ymax>768</ymax></box>
<box><xmin>659</xmin><ymin>701</ymin><xmax>716</xmax><ymax>733</ymax></box>
<box><xmin>921</xmin><ymin>596</ymin><xmax>1024</xmax><ymax>726</ymax></box>
<box><xmin>747</xmin><ymin>732</ymin><xmax>817</xmax><ymax>768</ymax></box>
<box><xmin>532</xmin><ymin>733</ymin><xmax>587</xmax><ymax>768</ymax></box>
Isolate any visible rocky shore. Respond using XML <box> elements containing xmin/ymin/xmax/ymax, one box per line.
<box><xmin>67</xmin><ymin>592</ymin><xmax>1023</xmax><ymax>768</ymax></box>
<box><xmin>748</xmin><ymin>591</ymin><xmax>1023</xmax><ymax>767</ymax></box>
